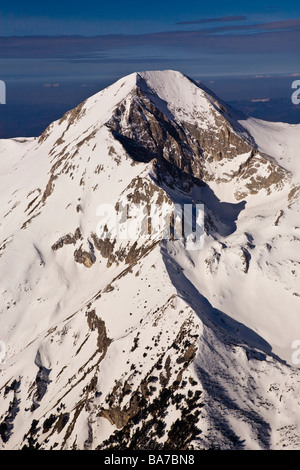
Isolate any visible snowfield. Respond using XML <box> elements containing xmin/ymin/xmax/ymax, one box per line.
<box><xmin>0</xmin><ymin>70</ymin><xmax>300</xmax><ymax>450</ymax></box>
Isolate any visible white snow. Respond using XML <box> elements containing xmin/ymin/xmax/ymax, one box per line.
<box><xmin>0</xmin><ymin>70</ymin><xmax>300</xmax><ymax>450</ymax></box>
<box><xmin>240</xmin><ymin>117</ymin><xmax>300</xmax><ymax>180</ymax></box>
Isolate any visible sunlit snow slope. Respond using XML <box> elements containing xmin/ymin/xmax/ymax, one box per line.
<box><xmin>0</xmin><ymin>70</ymin><xmax>300</xmax><ymax>450</ymax></box>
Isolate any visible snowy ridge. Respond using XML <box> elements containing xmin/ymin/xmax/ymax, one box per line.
<box><xmin>240</xmin><ymin>117</ymin><xmax>300</xmax><ymax>180</ymax></box>
<box><xmin>0</xmin><ymin>70</ymin><xmax>299</xmax><ymax>450</ymax></box>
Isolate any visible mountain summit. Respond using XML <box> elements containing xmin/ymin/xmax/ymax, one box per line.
<box><xmin>0</xmin><ymin>70</ymin><xmax>300</xmax><ymax>450</ymax></box>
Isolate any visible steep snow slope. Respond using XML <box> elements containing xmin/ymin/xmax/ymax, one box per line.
<box><xmin>240</xmin><ymin>117</ymin><xmax>300</xmax><ymax>180</ymax></box>
<box><xmin>0</xmin><ymin>71</ymin><xmax>300</xmax><ymax>450</ymax></box>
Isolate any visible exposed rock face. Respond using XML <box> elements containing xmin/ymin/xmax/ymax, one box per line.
<box><xmin>0</xmin><ymin>70</ymin><xmax>299</xmax><ymax>451</ymax></box>
<box><xmin>51</xmin><ymin>228</ymin><xmax>82</xmax><ymax>251</ymax></box>
<box><xmin>74</xmin><ymin>246</ymin><xmax>96</xmax><ymax>268</ymax></box>
<box><xmin>106</xmin><ymin>84</ymin><xmax>254</xmax><ymax>180</ymax></box>
<box><xmin>104</xmin><ymin>75</ymin><xmax>288</xmax><ymax>201</ymax></box>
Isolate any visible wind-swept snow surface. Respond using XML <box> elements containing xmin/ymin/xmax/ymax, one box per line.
<box><xmin>0</xmin><ymin>71</ymin><xmax>300</xmax><ymax>450</ymax></box>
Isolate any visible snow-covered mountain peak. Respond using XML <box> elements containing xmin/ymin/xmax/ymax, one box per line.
<box><xmin>0</xmin><ymin>71</ymin><xmax>300</xmax><ymax>450</ymax></box>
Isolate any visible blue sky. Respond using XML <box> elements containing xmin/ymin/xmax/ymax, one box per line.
<box><xmin>0</xmin><ymin>1</ymin><xmax>299</xmax><ymax>137</ymax></box>
<box><xmin>1</xmin><ymin>0</ymin><xmax>300</xmax><ymax>79</ymax></box>
<box><xmin>2</xmin><ymin>0</ymin><xmax>300</xmax><ymax>35</ymax></box>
